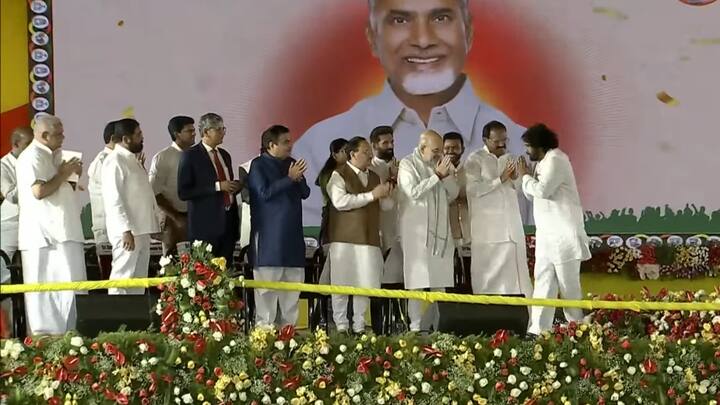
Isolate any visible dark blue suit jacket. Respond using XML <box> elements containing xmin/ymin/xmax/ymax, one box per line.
<box><xmin>177</xmin><ymin>143</ymin><xmax>239</xmax><ymax>243</ymax></box>
<box><xmin>248</xmin><ymin>153</ymin><xmax>310</xmax><ymax>268</ymax></box>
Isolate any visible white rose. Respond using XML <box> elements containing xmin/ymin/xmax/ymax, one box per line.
<box><xmin>335</xmin><ymin>354</ymin><xmax>345</xmax><ymax>364</ymax></box>
<box><xmin>187</xmin><ymin>288</ymin><xmax>196</xmax><ymax>298</ymax></box>
<box><xmin>571</xmin><ymin>349</ymin><xmax>578</xmax><ymax>357</ymax></box>
<box><xmin>213</xmin><ymin>331</ymin><xmax>223</xmax><ymax>341</ymax></box>
<box><xmin>415</xmin><ymin>372</ymin><xmax>424</xmax><ymax>381</ymax></box>
<box><xmin>275</xmin><ymin>341</ymin><xmax>285</xmax><ymax>350</ymax></box>
<box><xmin>347</xmin><ymin>389</ymin><xmax>355</xmax><ymax>397</ymax></box>
<box><xmin>80</xmin><ymin>346</ymin><xmax>88</xmax><ymax>355</ymax></box>
<box><xmin>559</xmin><ymin>362</ymin><xmax>568</xmax><ymax>369</ymax></box>
<box><xmin>262</xmin><ymin>395</ymin><xmax>271</xmax><ymax>404</ymax></box>
<box><xmin>339</xmin><ymin>344</ymin><xmax>347</xmax><ymax>353</ymax></box>
<box><xmin>182</xmin><ymin>393</ymin><xmax>194</xmax><ymax>403</ymax></box>
<box><xmin>433</xmin><ymin>358</ymin><xmax>441</xmax><ymax>366</ymax></box>
<box><xmin>68</xmin><ymin>349</ymin><xmax>77</xmax><ymax>356</ymax></box>
<box><xmin>223</xmin><ymin>346</ymin><xmax>231</xmax><ymax>354</ymax></box>
<box><xmin>216</xmin><ymin>289</ymin><xmax>225</xmax><ymax>298</ymax></box>
<box><xmin>565</xmin><ymin>376</ymin><xmax>572</xmax><ymax>384</ymax></box>
<box><xmin>230</xmin><ymin>340</ymin><xmax>237</xmax><ymax>347</ymax></box>
<box><xmin>510</xmin><ymin>388</ymin><xmax>521</xmax><ymax>398</ymax></box>
<box><xmin>239</xmin><ymin>393</ymin><xmax>247</xmax><ymax>401</ymax></box>
<box><xmin>149</xmin><ymin>357</ymin><xmax>158</xmax><ymax>365</ymax></box>
<box><xmin>182</xmin><ymin>326</ymin><xmax>191</xmax><ymax>334</ymax></box>
<box><xmin>159</xmin><ymin>256</ymin><xmax>172</xmax><ymax>267</ymax></box>
<box><xmin>611</xmin><ymin>393</ymin><xmax>619</xmax><ymax>401</ymax></box>
<box><xmin>229</xmin><ymin>393</ymin><xmax>237</xmax><ymax>401</ymax></box>
<box><xmin>510</xmin><ymin>349</ymin><xmax>518</xmax><ymax>358</ymax></box>
<box><xmin>493</xmin><ymin>348</ymin><xmax>502</xmax><ymax>357</ymax></box>
<box><xmin>479</xmin><ymin>378</ymin><xmax>488</xmax><ymax>387</ymax></box>
<box><xmin>277</xmin><ymin>397</ymin><xmax>286</xmax><ymax>405</ymax></box>
<box><xmin>507</xmin><ymin>375</ymin><xmax>516</xmax><ymax>384</ymax></box>
<box><xmin>180</xmin><ymin>278</ymin><xmax>191</xmax><ymax>288</ymax></box>
<box><xmin>141</xmin><ymin>359</ymin><xmax>148</xmax><ymax>367</ymax></box>
<box><xmin>520</xmin><ymin>367</ymin><xmax>532</xmax><ymax>376</ymax></box>
<box><xmin>473</xmin><ymin>373</ymin><xmax>480</xmax><ymax>380</ymax></box>
<box><xmin>353</xmin><ymin>396</ymin><xmax>361</xmax><ymax>403</ymax></box>
<box><xmin>623</xmin><ymin>353</ymin><xmax>632</xmax><ymax>363</ymax></box>
<box><xmin>519</xmin><ymin>381</ymin><xmax>528</xmax><ymax>390</ymax></box>
<box><xmin>139</xmin><ymin>343</ymin><xmax>148</xmax><ymax>353</ymax></box>
<box><xmin>466</xmin><ymin>386</ymin><xmax>474</xmax><ymax>393</ymax></box>
<box><xmin>196</xmin><ymin>282</ymin><xmax>206</xmax><ymax>291</ymax></box>
<box><xmin>174</xmin><ymin>387</ymin><xmax>181</xmax><ymax>395</ymax></box>
<box><xmin>699</xmin><ymin>385</ymin><xmax>708</xmax><ymax>394</ymax></box>
<box><xmin>421</xmin><ymin>382</ymin><xmax>432</xmax><ymax>393</ymax></box>
<box><xmin>377</xmin><ymin>398</ymin><xmax>385</xmax><ymax>405</ymax></box>
<box><xmin>319</xmin><ymin>346</ymin><xmax>329</xmax><ymax>355</ymax></box>
<box><xmin>206</xmin><ymin>244</ymin><xmax>213</xmax><ymax>252</ymax></box>
<box><xmin>70</xmin><ymin>336</ymin><xmax>84</xmax><ymax>347</ymax></box>
<box><xmin>183</xmin><ymin>313</ymin><xmax>193</xmax><ymax>323</ymax></box>
<box><xmin>409</xmin><ymin>385</ymin><xmax>417</xmax><ymax>395</ymax></box>
<box><xmin>627</xmin><ymin>366</ymin><xmax>636</xmax><ymax>375</ymax></box>
<box><xmin>552</xmin><ymin>381</ymin><xmax>561</xmax><ymax>389</ymax></box>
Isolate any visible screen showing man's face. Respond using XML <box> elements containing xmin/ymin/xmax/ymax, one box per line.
<box><xmin>368</xmin><ymin>0</ymin><xmax>471</xmax><ymax>96</ymax></box>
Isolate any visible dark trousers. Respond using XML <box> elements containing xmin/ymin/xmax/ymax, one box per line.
<box><xmin>203</xmin><ymin>211</ymin><xmax>238</xmax><ymax>267</ymax></box>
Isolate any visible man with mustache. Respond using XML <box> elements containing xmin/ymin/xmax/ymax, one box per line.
<box><xmin>443</xmin><ymin>131</ymin><xmax>469</xmax><ymax>247</ymax></box>
<box><xmin>293</xmin><ymin>0</ymin><xmax>531</xmax><ymax>229</ymax></box>
<box><xmin>102</xmin><ymin>118</ymin><xmax>160</xmax><ymax>294</ymax></box>
<box><xmin>517</xmin><ymin>124</ymin><xmax>590</xmax><ymax>335</ymax></box>
<box><xmin>464</xmin><ymin>121</ymin><xmax>533</xmax><ymax>299</ymax></box>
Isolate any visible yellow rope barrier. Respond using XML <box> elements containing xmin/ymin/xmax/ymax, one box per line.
<box><xmin>1</xmin><ymin>277</ymin><xmax>719</xmax><ymax>312</ymax></box>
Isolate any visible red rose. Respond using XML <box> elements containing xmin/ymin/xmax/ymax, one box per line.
<box><xmin>180</xmin><ymin>253</ymin><xmax>190</xmax><ymax>264</ymax></box>
<box><xmin>206</xmin><ymin>379</ymin><xmax>215</xmax><ymax>387</ymax></box>
<box><xmin>278</xmin><ymin>324</ymin><xmax>296</xmax><ymax>342</ymax></box>
<box><xmin>495</xmin><ymin>381</ymin><xmax>505</xmax><ymax>392</ymax></box>
<box><xmin>642</xmin><ymin>359</ymin><xmax>658</xmax><ymax>375</ymax></box>
<box><xmin>193</xmin><ymin>338</ymin><xmax>206</xmax><ymax>355</ymax></box>
<box><xmin>621</xmin><ymin>340</ymin><xmax>631</xmax><ymax>350</ymax></box>
<box><xmin>23</xmin><ymin>336</ymin><xmax>32</xmax><ymax>346</ymax></box>
<box><xmin>579</xmin><ymin>358</ymin><xmax>588</xmax><ymax>367</ymax></box>
<box><xmin>263</xmin><ymin>374</ymin><xmax>272</xmax><ymax>384</ymax></box>
<box><xmin>255</xmin><ymin>357</ymin><xmax>265</xmax><ymax>367</ymax></box>
<box><xmin>383</xmin><ymin>361</ymin><xmax>392</xmax><ymax>370</ymax></box>
<box><xmin>115</xmin><ymin>393</ymin><xmax>129</xmax><ymax>405</ymax></box>
<box><xmin>63</xmin><ymin>356</ymin><xmax>79</xmax><ymax>370</ymax></box>
<box><xmin>47</xmin><ymin>397</ymin><xmax>60</xmax><ymax>405</ymax></box>
<box><xmin>667</xmin><ymin>388</ymin><xmax>676</xmax><ymax>398</ymax></box>
<box><xmin>214</xmin><ymin>367</ymin><xmax>223</xmax><ymax>377</ymax></box>
<box><xmin>385</xmin><ymin>345</ymin><xmax>393</xmax><ymax>356</ymax></box>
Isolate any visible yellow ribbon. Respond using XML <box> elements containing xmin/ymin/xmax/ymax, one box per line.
<box><xmin>2</xmin><ymin>277</ymin><xmax>719</xmax><ymax>312</ymax></box>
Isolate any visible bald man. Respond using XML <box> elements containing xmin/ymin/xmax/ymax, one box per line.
<box><xmin>16</xmin><ymin>115</ymin><xmax>87</xmax><ymax>335</ymax></box>
<box><xmin>1</xmin><ymin>127</ymin><xmax>33</xmax><ymax>264</ymax></box>
<box><xmin>397</xmin><ymin>130</ymin><xmax>459</xmax><ymax>332</ymax></box>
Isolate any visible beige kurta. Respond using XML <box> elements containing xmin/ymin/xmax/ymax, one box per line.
<box><xmin>398</xmin><ymin>149</ymin><xmax>458</xmax><ymax>290</ymax></box>
<box><xmin>369</xmin><ymin>157</ymin><xmax>404</xmax><ymax>284</ymax></box>
<box><xmin>465</xmin><ymin>147</ymin><xmax>532</xmax><ymax>297</ymax></box>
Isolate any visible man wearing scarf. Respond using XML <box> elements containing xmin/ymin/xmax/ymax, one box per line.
<box><xmin>397</xmin><ymin>130</ymin><xmax>459</xmax><ymax>332</ymax></box>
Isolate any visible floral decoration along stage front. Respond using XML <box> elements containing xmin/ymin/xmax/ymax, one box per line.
<box><xmin>1</xmin><ymin>242</ymin><xmax>719</xmax><ymax>404</ymax></box>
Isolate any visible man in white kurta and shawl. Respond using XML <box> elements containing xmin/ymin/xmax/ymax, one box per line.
<box><xmin>464</xmin><ymin>121</ymin><xmax>533</xmax><ymax>298</ymax></box>
<box><xmin>16</xmin><ymin>115</ymin><xmax>87</xmax><ymax>335</ymax></box>
<box><xmin>326</xmin><ymin>136</ymin><xmax>393</xmax><ymax>333</ymax></box>
<box><xmin>398</xmin><ymin>130</ymin><xmax>459</xmax><ymax>332</ymax></box>
<box><xmin>517</xmin><ymin>124</ymin><xmax>591</xmax><ymax>335</ymax></box>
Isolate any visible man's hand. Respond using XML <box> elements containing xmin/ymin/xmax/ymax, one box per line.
<box><xmin>516</xmin><ymin>156</ymin><xmax>530</xmax><ymax>177</ymax></box>
<box><xmin>389</xmin><ymin>159</ymin><xmax>399</xmax><ymax>179</ymax></box>
<box><xmin>59</xmin><ymin>158</ymin><xmax>82</xmax><ymax>180</ymax></box>
<box><xmin>288</xmin><ymin>159</ymin><xmax>307</xmax><ymax>182</ymax></box>
<box><xmin>137</xmin><ymin>152</ymin><xmax>146</xmax><ymax>167</ymax></box>
<box><xmin>122</xmin><ymin>230</ymin><xmax>135</xmax><ymax>251</ymax></box>
<box><xmin>219</xmin><ymin>180</ymin><xmax>241</xmax><ymax>194</ymax></box>
<box><xmin>435</xmin><ymin>156</ymin><xmax>454</xmax><ymax>179</ymax></box>
<box><xmin>500</xmin><ymin>161</ymin><xmax>516</xmax><ymax>183</ymax></box>
<box><xmin>371</xmin><ymin>182</ymin><xmax>393</xmax><ymax>200</ymax></box>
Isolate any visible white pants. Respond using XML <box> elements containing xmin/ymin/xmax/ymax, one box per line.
<box><xmin>109</xmin><ymin>234</ymin><xmax>151</xmax><ymax>295</ymax></box>
<box><xmin>1</xmin><ymin>220</ymin><xmax>19</xmax><ymax>261</ymax></box>
<box><xmin>253</xmin><ymin>267</ymin><xmax>304</xmax><ymax>327</ymax></box>
<box><xmin>528</xmin><ymin>258</ymin><xmax>584</xmax><ymax>335</ymax></box>
<box><xmin>408</xmin><ymin>288</ymin><xmax>444</xmax><ymax>332</ymax></box>
<box><xmin>332</xmin><ymin>295</ymin><xmax>368</xmax><ymax>332</ymax></box>
<box><xmin>21</xmin><ymin>241</ymin><xmax>87</xmax><ymax>335</ymax></box>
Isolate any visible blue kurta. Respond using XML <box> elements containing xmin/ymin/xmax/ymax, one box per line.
<box><xmin>248</xmin><ymin>153</ymin><xmax>310</xmax><ymax>268</ymax></box>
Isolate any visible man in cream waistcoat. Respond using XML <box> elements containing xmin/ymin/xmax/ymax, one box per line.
<box><xmin>326</xmin><ymin>136</ymin><xmax>393</xmax><ymax>333</ymax></box>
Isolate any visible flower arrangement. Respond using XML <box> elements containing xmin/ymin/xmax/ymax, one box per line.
<box><xmin>2</xmin><ymin>244</ymin><xmax>718</xmax><ymax>404</ymax></box>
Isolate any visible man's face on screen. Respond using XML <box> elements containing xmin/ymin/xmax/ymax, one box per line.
<box><xmin>367</xmin><ymin>0</ymin><xmax>472</xmax><ymax>96</ymax></box>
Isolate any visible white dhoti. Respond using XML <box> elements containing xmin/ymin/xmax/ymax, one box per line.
<box><xmin>109</xmin><ymin>234</ymin><xmax>151</xmax><ymax>295</ymax></box>
<box><xmin>21</xmin><ymin>241</ymin><xmax>86</xmax><ymax>335</ymax></box>
<box><xmin>471</xmin><ymin>242</ymin><xmax>533</xmax><ymax>298</ymax></box>
<box><xmin>528</xmin><ymin>257</ymin><xmax>584</xmax><ymax>335</ymax></box>
<box><xmin>327</xmin><ymin>242</ymin><xmax>383</xmax><ymax>332</ymax></box>
<box><xmin>253</xmin><ymin>267</ymin><xmax>304</xmax><ymax>327</ymax></box>
<box><xmin>1</xmin><ymin>220</ymin><xmax>19</xmax><ymax>261</ymax></box>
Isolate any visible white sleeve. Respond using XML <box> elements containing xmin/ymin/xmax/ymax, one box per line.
<box><xmin>148</xmin><ymin>152</ymin><xmax>165</xmax><ymax>195</ymax></box>
<box><xmin>327</xmin><ymin>171</ymin><xmax>374</xmax><ymax>211</ymax></box>
<box><xmin>521</xmin><ymin>157</ymin><xmax>565</xmax><ymax>200</ymax></box>
<box><xmin>398</xmin><ymin>159</ymin><xmax>440</xmax><ymax>201</ymax></box>
<box><xmin>465</xmin><ymin>155</ymin><xmax>502</xmax><ymax>198</ymax></box>
<box><xmin>101</xmin><ymin>159</ymin><xmax>131</xmax><ymax>234</ymax></box>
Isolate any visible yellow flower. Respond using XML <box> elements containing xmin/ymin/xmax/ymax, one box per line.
<box><xmin>448</xmin><ymin>381</ymin><xmax>457</xmax><ymax>391</ymax></box>
<box><xmin>394</xmin><ymin>350</ymin><xmax>404</xmax><ymax>360</ymax></box>
<box><xmin>318</xmin><ymin>381</ymin><xmax>326</xmax><ymax>389</ymax></box>
<box><xmin>472</xmin><ymin>394</ymin><xmax>488</xmax><ymax>404</ymax></box>
<box><xmin>187</xmin><ymin>360</ymin><xmax>195</xmax><ymax>369</ymax></box>
<box><xmin>375</xmin><ymin>377</ymin><xmax>387</xmax><ymax>385</ymax></box>
<box><xmin>197</xmin><ymin>393</ymin><xmax>204</xmax><ymax>401</ymax></box>
<box><xmin>210</xmin><ymin>257</ymin><xmax>227</xmax><ymax>271</ymax></box>
<box><xmin>399</xmin><ymin>339</ymin><xmax>407</xmax><ymax>348</ymax></box>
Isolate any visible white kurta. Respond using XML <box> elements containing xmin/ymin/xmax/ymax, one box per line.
<box><xmin>16</xmin><ymin>140</ymin><xmax>87</xmax><ymax>335</ymax></box>
<box><xmin>369</xmin><ymin>157</ymin><xmax>404</xmax><ymax>284</ymax></box>
<box><xmin>102</xmin><ymin>146</ymin><xmax>160</xmax><ymax>295</ymax></box>
<box><xmin>521</xmin><ymin>148</ymin><xmax>590</xmax><ymax>334</ymax></box>
<box><xmin>87</xmin><ymin>147</ymin><xmax>112</xmax><ymax>244</ymax></box>
<box><xmin>465</xmin><ymin>147</ymin><xmax>532</xmax><ymax>297</ymax></box>
<box><xmin>1</xmin><ymin>152</ymin><xmax>20</xmax><ymax>258</ymax></box>
<box><xmin>398</xmin><ymin>149</ymin><xmax>458</xmax><ymax>290</ymax></box>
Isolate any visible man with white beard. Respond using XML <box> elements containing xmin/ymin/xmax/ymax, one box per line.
<box><xmin>464</xmin><ymin>121</ymin><xmax>532</xmax><ymax>298</ymax></box>
<box><xmin>16</xmin><ymin>115</ymin><xmax>87</xmax><ymax>334</ymax></box>
<box><xmin>517</xmin><ymin>124</ymin><xmax>590</xmax><ymax>335</ymax></box>
<box><xmin>398</xmin><ymin>130</ymin><xmax>458</xmax><ymax>332</ymax></box>
<box><xmin>293</xmin><ymin>0</ymin><xmax>531</xmax><ymax>228</ymax></box>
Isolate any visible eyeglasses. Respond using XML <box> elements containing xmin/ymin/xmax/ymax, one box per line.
<box><xmin>210</xmin><ymin>126</ymin><xmax>226</xmax><ymax>132</ymax></box>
